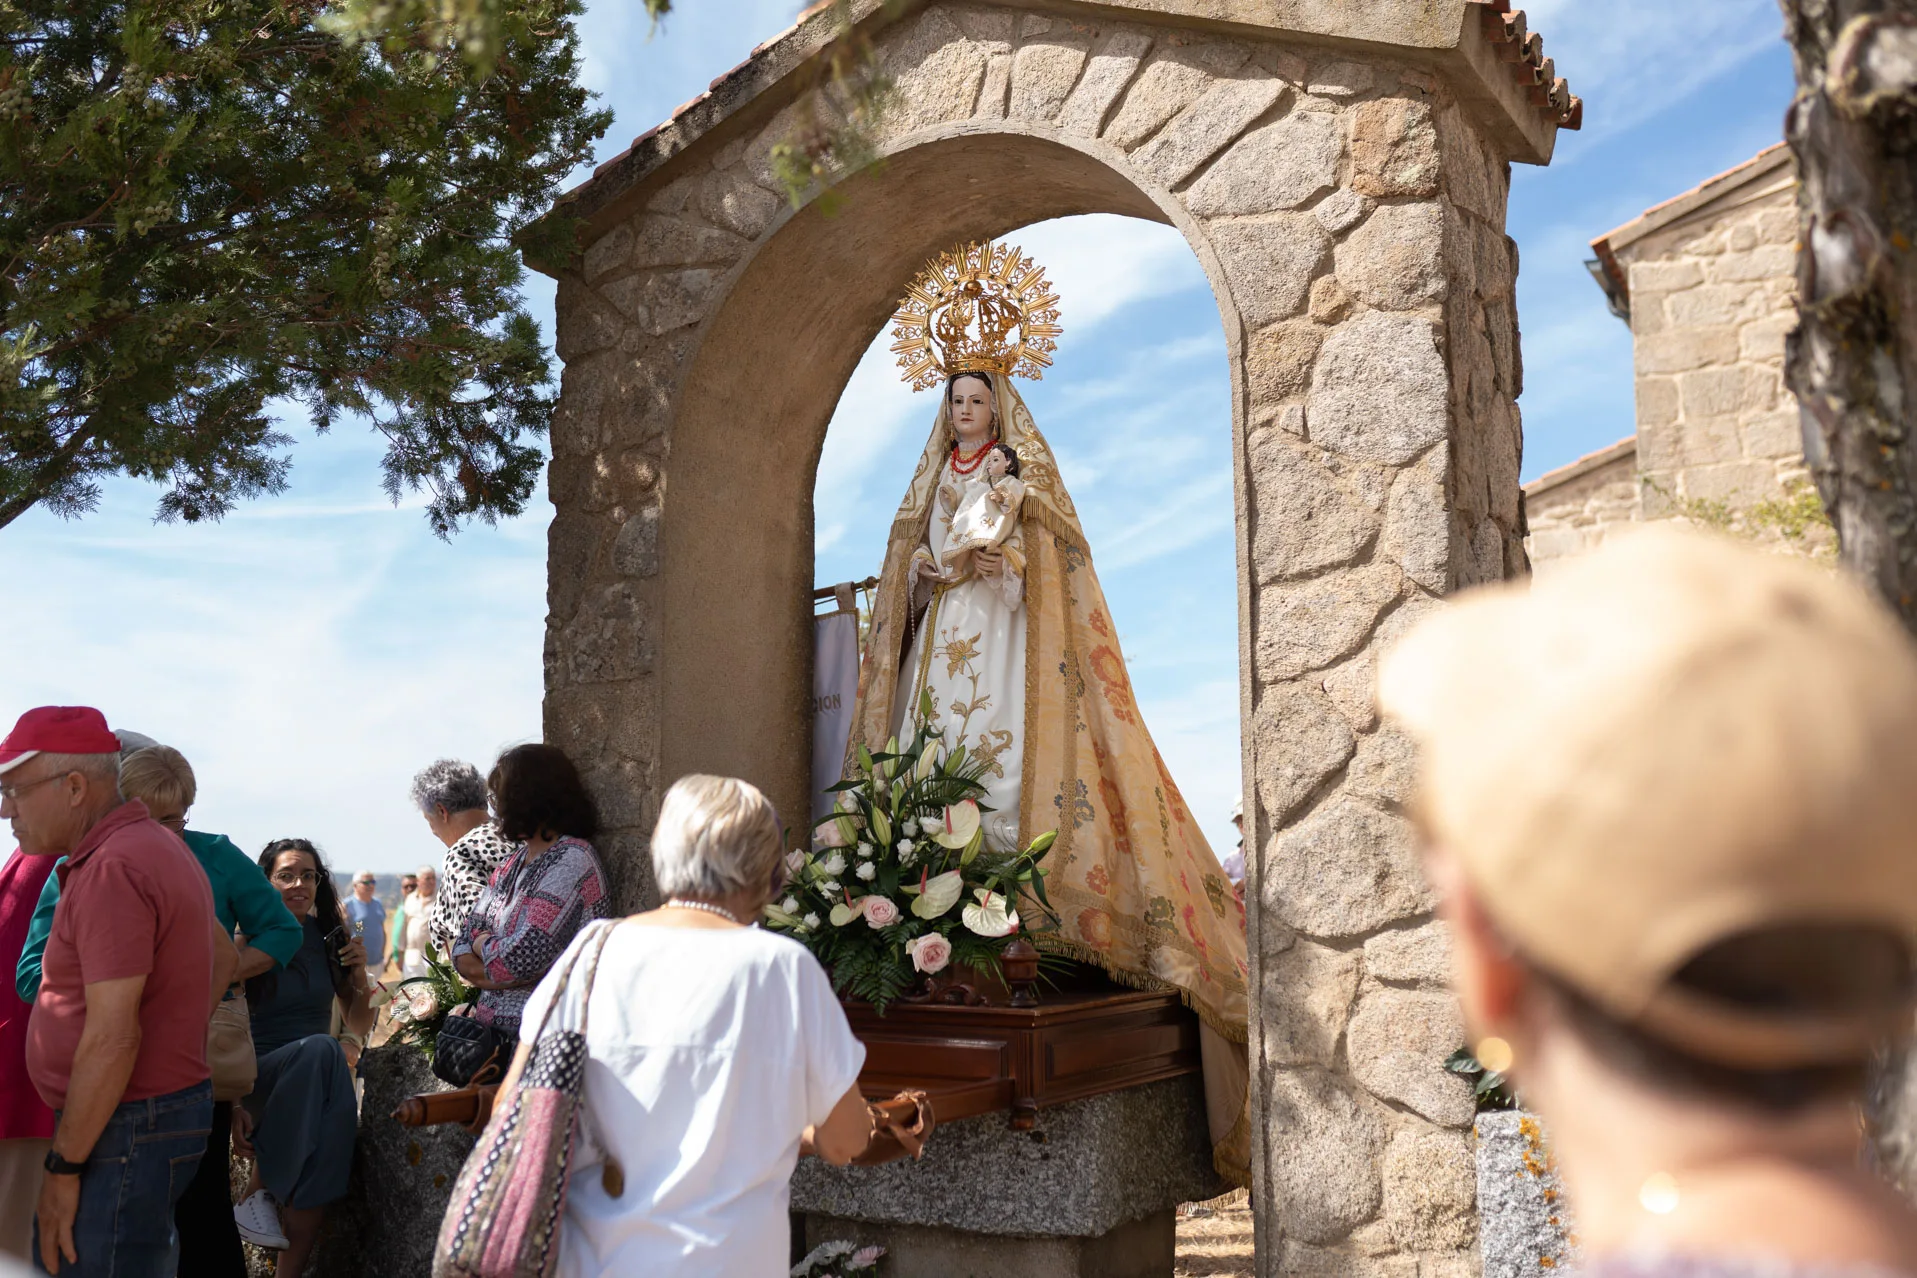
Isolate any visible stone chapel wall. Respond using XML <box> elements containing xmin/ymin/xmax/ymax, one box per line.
<box><xmin>1526</xmin><ymin>146</ymin><xmax>1820</xmax><ymax>570</ymax></box>
<box><xmin>536</xmin><ymin>5</ymin><xmax>1568</xmax><ymax>1273</ymax></box>
<box><xmin>1621</xmin><ymin>163</ymin><xmax>1801</xmax><ymax>519</ymax></box>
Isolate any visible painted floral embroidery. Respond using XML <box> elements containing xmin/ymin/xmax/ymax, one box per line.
<box><xmin>1084</xmin><ymin>863</ymin><xmax>1110</xmax><ymax>896</ymax></box>
<box><xmin>1098</xmin><ymin>775</ymin><xmax>1134</xmax><ymax>862</ymax></box>
<box><xmin>941</xmin><ymin>631</ymin><xmax>982</xmax><ymax>679</ymax></box>
<box><xmin>1078</xmin><ymin>908</ymin><xmax>1113</xmax><ymax>949</ymax></box>
<box><xmin>971</xmin><ymin>728</ymin><xmax>1014</xmax><ymax>780</ymax></box>
<box><xmin>1087</xmin><ymin>645</ymin><xmax>1137</xmax><ymax>725</ymax></box>
<box><xmin>1054</xmin><ymin>779</ymin><xmax>1094</xmax><ymax>830</ymax></box>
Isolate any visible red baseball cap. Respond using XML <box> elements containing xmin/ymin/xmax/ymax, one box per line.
<box><xmin>0</xmin><ymin>707</ymin><xmax>121</xmax><ymax>777</ymax></box>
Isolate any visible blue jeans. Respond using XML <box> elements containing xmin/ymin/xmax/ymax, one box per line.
<box><xmin>33</xmin><ymin>1080</ymin><xmax>212</xmax><ymax>1278</ymax></box>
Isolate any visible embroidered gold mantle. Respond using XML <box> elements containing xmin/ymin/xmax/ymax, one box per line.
<box><xmin>848</xmin><ymin>373</ymin><xmax>1251</xmax><ymax>1181</ymax></box>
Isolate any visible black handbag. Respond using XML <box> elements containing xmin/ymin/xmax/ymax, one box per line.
<box><xmin>432</xmin><ymin>1009</ymin><xmax>505</xmax><ymax>1088</ymax></box>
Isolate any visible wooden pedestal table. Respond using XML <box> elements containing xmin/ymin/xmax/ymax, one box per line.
<box><xmin>790</xmin><ymin>970</ymin><xmax>1227</xmax><ymax>1278</ymax></box>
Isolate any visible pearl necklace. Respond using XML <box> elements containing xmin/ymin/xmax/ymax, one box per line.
<box><xmin>665</xmin><ymin>898</ymin><xmax>743</xmax><ymax>925</ymax></box>
<box><xmin>950</xmin><ymin>438</ymin><xmax>995</xmax><ymax>476</ymax></box>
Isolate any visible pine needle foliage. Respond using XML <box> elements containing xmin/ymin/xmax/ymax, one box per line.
<box><xmin>0</xmin><ymin>0</ymin><xmax>610</xmax><ymax>534</ymax></box>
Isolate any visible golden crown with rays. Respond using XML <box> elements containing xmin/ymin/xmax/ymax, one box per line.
<box><xmin>889</xmin><ymin>240</ymin><xmax>1064</xmax><ymax>392</ymax></box>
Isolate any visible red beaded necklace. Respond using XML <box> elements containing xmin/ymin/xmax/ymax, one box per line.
<box><xmin>950</xmin><ymin>438</ymin><xmax>995</xmax><ymax>476</ymax></box>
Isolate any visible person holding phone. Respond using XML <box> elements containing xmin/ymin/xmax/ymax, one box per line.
<box><xmin>231</xmin><ymin>838</ymin><xmax>371</xmax><ymax>1278</ymax></box>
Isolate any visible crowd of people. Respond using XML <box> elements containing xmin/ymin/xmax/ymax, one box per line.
<box><xmin>5</xmin><ymin>527</ymin><xmax>1917</xmax><ymax>1278</ymax></box>
<box><xmin>0</xmin><ymin>731</ymin><xmax>630</xmax><ymax>1277</ymax></box>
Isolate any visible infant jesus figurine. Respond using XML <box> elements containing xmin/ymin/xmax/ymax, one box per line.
<box><xmin>942</xmin><ymin>442</ymin><xmax>1026</xmax><ymax>580</ymax></box>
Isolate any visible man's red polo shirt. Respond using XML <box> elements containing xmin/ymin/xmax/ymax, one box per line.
<box><xmin>26</xmin><ymin>801</ymin><xmax>215</xmax><ymax>1110</ymax></box>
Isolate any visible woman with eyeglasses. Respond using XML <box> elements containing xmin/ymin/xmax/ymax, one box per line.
<box><xmin>231</xmin><ymin>837</ymin><xmax>372</xmax><ymax>1277</ymax></box>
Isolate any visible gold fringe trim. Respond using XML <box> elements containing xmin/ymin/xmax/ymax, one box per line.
<box><xmin>1031</xmin><ymin>934</ymin><xmax>1249</xmax><ymax>1046</ymax></box>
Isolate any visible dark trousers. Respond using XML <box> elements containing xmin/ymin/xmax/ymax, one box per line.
<box><xmin>173</xmin><ymin>1100</ymin><xmax>245</xmax><ymax>1278</ymax></box>
<box><xmin>34</xmin><ymin>1079</ymin><xmax>212</xmax><ymax>1278</ymax></box>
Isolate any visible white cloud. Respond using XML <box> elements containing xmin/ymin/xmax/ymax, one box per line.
<box><xmin>1524</xmin><ymin>0</ymin><xmax>1783</xmax><ymax>145</ymax></box>
<box><xmin>0</xmin><ymin>430</ymin><xmax>546</xmax><ymax>876</ymax></box>
<box><xmin>1008</xmin><ymin>217</ymin><xmax>1210</xmax><ymax>328</ymax></box>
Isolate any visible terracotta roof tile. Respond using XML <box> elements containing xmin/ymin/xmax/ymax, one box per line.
<box><xmin>1469</xmin><ymin>0</ymin><xmax>1583</xmax><ymax>131</ymax></box>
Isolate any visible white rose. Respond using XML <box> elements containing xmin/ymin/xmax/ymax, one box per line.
<box><xmin>897</xmin><ymin>838</ymin><xmax>915</xmax><ymax>855</ymax></box>
<box><xmin>781</xmin><ymin>896</ymin><xmax>799</xmax><ymax>913</ymax></box>
<box><xmin>856</xmin><ymin>842</ymin><xmax>874</xmax><ymax>858</ymax></box>
<box><xmin>822</xmin><ymin>880</ymin><xmax>841</xmax><ymax>897</ymax></box>
<box><xmin>803</xmin><ymin>913</ymin><xmax>821</xmax><ymax>929</ymax></box>
<box><xmin>856</xmin><ymin>862</ymin><xmax>876</xmax><ymax>881</ymax></box>
<box><xmin>820</xmin><ymin>851</ymin><xmax>848</xmax><ymax>878</ymax></box>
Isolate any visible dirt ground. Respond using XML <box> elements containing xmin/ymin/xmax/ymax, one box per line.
<box><xmin>1175</xmin><ymin>1191</ymin><xmax>1255</xmax><ymax>1278</ymax></box>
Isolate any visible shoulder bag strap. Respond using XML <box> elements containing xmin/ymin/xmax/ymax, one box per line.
<box><xmin>521</xmin><ymin>918</ymin><xmax>612</xmax><ymax>1046</ymax></box>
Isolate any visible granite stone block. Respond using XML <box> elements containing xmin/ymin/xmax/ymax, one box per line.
<box><xmin>1475</xmin><ymin>1110</ymin><xmax>1576</xmax><ymax>1278</ymax></box>
<box><xmin>790</xmin><ymin>1075</ymin><xmax>1223</xmax><ymax>1238</ymax></box>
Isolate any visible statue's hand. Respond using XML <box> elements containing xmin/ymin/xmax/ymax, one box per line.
<box><xmin>975</xmin><ymin>550</ymin><xmax>1004</xmax><ymax>579</ymax></box>
<box><xmin>916</xmin><ymin>558</ymin><xmax>944</xmax><ymax>581</ymax></box>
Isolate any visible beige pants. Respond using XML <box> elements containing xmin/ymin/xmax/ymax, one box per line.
<box><xmin>0</xmin><ymin>1137</ymin><xmax>51</xmax><ymax>1261</ymax></box>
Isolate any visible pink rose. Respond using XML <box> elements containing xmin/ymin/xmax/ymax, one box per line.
<box><xmin>861</xmin><ymin>896</ymin><xmax>901</xmax><ymax>928</ymax></box>
<box><xmin>905</xmin><ymin>932</ymin><xmax>952</xmax><ymax>974</ymax></box>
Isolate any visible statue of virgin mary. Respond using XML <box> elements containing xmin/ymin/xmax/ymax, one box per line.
<box><xmin>848</xmin><ymin>241</ymin><xmax>1252</xmax><ymax>1182</ymax></box>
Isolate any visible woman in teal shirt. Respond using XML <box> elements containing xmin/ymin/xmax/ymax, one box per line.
<box><xmin>15</xmin><ymin>823</ymin><xmax>301</xmax><ymax>998</ymax></box>
<box><xmin>14</xmin><ymin>746</ymin><xmax>300</xmax><ymax>1278</ymax></box>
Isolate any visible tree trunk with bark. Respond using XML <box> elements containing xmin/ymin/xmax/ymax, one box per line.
<box><xmin>1779</xmin><ymin>0</ymin><xmax>1917</xmax><ymax>1185</ymax></box>
<box><xmin>1781</xmin><ymin>1</ymin><xmax>1917</xmax><ymax>617</ymax></box>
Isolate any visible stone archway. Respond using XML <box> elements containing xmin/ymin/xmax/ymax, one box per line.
<box><xmin>533</xmin><ymin>2</ymin><xmax>1573</xmax><ymax>1272</ymax></box>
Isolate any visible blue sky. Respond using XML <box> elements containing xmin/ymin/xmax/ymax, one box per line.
<box><xmin>0</xmin><ymin>0</ymin><xmax>1796</xmax><ymax>874</ymax></box>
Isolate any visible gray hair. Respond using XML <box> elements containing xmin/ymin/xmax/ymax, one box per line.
<box><xmin>114</xmin><ymin>730</ymin><xmax>160</xmax><ymax>761</ymax></box>
<box><xmin>651</xmin><ymin>774</ymin><xmax>783</xmax><ymax>900</ymax></box>
<box><xmin>409</xmin><ymin>759</ymin><xmax>488</xmax><ymax>816</ymax></box>
<box><xmin>36</xmin><ymin>752</ymin><xmax>123</xmax><ymax>798</ymax></box>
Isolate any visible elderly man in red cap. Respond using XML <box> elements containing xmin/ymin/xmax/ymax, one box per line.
<box><xmin>0</xmin><ymin>707</ymin><xmax>232</xmax><ymax>1278</ymax></box>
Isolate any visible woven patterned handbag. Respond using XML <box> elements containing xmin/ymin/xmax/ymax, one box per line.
<box><xmin>432</xmin><ymin>919</ymin><xmax>615</xmax><ymax>1278</ymax></box>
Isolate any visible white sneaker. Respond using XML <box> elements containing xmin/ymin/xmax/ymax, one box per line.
<box><xmin>234</xmin><ymin>1189</ymin><xmax>290</xmax><ymax>1249</ymax></box>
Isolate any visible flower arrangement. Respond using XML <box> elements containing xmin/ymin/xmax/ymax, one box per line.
<box><xmin>764</xmin><ymin>688</ymin><xmax>1059</xmax><ymax>1010</ymax></box>
<box><xmin>792</xmin><ymin>1241</ymin><xmax>884</xmax><ymax>1278</ymax></box>
<box><xmin>370</xmin><ymin>942</ymin><xmax>479</xmax><ymax>1058</ymax></box>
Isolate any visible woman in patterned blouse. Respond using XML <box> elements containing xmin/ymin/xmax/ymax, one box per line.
<box><xmin>450</xmin><ymin>745</ymin><xmax>611</xmax><ymax>1036</ymax></box>
<box><xmin>407</xmin><ymin>759</ymin><xmax>516</xmax><ymax>955</ymax></box>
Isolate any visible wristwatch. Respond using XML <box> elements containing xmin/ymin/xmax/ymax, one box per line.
<box><xmin>43</xmin><ymin>1149</ymin><xmax>87</xmax><ymax>1176</ymax></box>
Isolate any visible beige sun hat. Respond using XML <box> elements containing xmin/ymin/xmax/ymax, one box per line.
<box><xmin>1377</xmin><ymin>526</ymin><xmax>1917</xmax><ymax>1069</ymax></box>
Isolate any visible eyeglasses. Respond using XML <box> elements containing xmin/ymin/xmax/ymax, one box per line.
<box><xmin>0</xmin><ymin>773</ymin><xmax>66</xmax><ymax>803</ymax></box>
<box><xmin>271</xmin><ymin>870</ymin><xmax>321</xmax><ymax>887</ymax></box>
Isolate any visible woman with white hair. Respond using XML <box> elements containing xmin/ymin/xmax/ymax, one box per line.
<box><xmin>483</xmin><ymin>774</ymin><xmax>873</xmax><ymax>1277</ymax></box>
<box><xmin>408</xmin><ymin>759</ymin><xmax>513</xmax><ymax>955</ymax></box>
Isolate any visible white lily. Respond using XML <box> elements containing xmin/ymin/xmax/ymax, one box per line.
<box><xmin>932</xmin><ymin>799</ymin><xmax>981</xmax><ymax>849</ymax></box>
<box><xmin>910</xmin><ymin>870</ymin><xmax>965</xmax><ymax>920</ymax></box>
<box><xmin>962</xmin><ymin>887</ymin><xmax>1020</xmax><ymax>938</ymax></box>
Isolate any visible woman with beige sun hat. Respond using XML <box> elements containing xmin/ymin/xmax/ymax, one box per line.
<box><xmin>1379</xmin><ymin>526</ymin><xmax>1917</xmax><ymax>1275</ymax></box>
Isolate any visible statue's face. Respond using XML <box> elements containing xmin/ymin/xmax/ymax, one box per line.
<box><xmin>950</xmin><ymin>375</ymin><xmax>995</xmax><ymax>442</ymax></box>
<box><xmin>985</xmin><ymin>448</ymin><xmax>1010</xmax><ymax>480</ymax></box>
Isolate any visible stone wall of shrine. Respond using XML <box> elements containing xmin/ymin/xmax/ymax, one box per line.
<box><xmin>532</xmin><ymin>2</ymin><xmax>1572</xmax><ymax>1273</ymax></box>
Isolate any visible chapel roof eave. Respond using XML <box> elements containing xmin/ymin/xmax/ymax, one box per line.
<box><xmin>528</xmin><ymin>0</ymin><xmax>1576</xmax><ymax>269</ymax></box>
<box><xmin>1586</xmin><ymin>143</ymin><xmax>1796</xmax><ymax>316</ymax></box>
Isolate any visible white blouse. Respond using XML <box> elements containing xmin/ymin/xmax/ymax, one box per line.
<box><xmin>520</xmin><ymin>922</ymin><xmax>866</xmax><ymax>1278</ymax></box>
